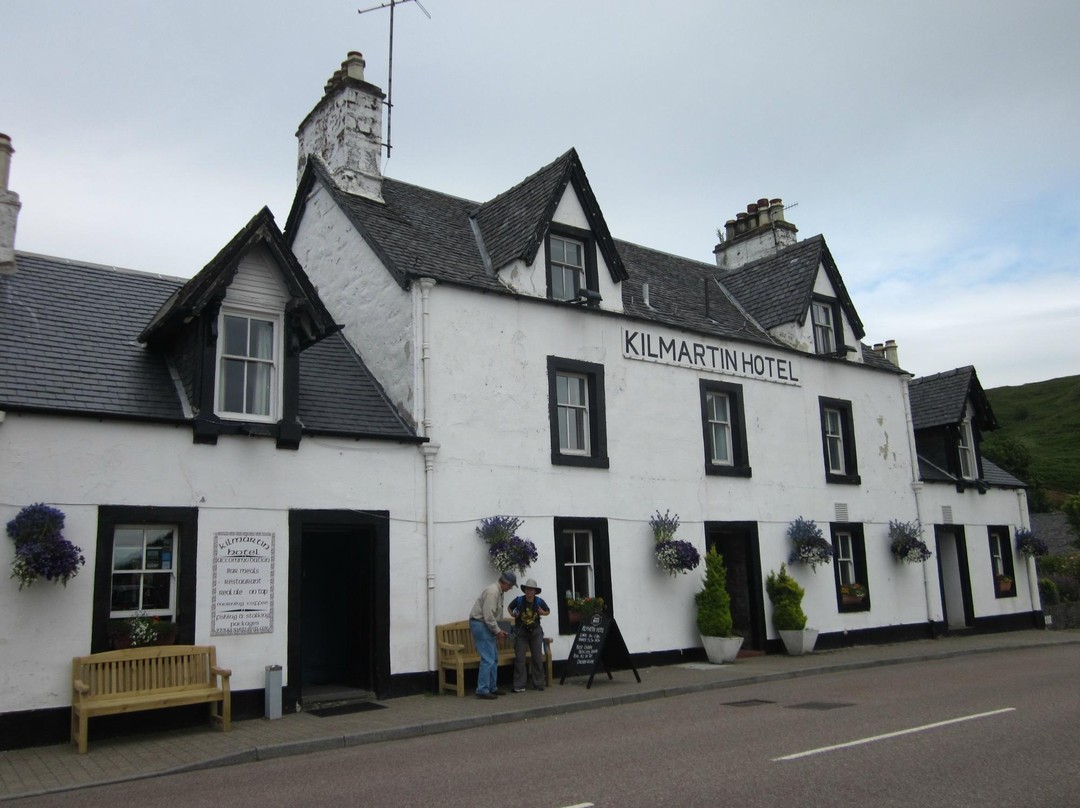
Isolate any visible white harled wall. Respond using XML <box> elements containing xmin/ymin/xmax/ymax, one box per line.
<box><xmin>0</xmin><ymin>414</ymin><xmax>425</xmax><ymax>714</ymax></box>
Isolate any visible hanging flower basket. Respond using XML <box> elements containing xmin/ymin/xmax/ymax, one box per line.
<box><xmin>476</xmin><ymin>515</ymin><xmax>537</xmax><ymax>574</ymax></box>
<box><xmin>1015</xmin><ymin>528</ymin><xmax>1047</xmax><ymax>558</ymax></box>
<box><xmin>888</xmin><ymin>519</ymin><xmax>932</xmax><ymax>563</ymax></box>
<box><xmin>7</xmin><ymin>503</ymin><xmax>85</xmax><ymax>589</ymax></box>
<box><xmin>650</xmin><ymin>510</ymin><xmax>700</xmax><ymax>575</ymax></box>
<box><xmin>787</xmin><ymin>517</ymin><xmax>833</xmax><ymax>571</ymax></box>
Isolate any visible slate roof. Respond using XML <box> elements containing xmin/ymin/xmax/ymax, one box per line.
<box><xmin>916</xmin><ymin>455</ymin><xmax>1026</xmax><ymax>488</ymax></box>
<box><xmin>0</xmin><ymin>252</ymin><xmax>418</xmax><ymax>440</ymax></box>
<box><xmin>909</xmin><ymin>366</ymin><xmax>998</xmax><ymax>431</ymax></box>
<box><xmin>286</xmin><ymin>151</ymin><xmax>906</xmax><ymax>369</ymax></box>
<box><xmin>717</xmin><ymin>235</ymin><xmax>865</xmax><ymax>340</ymax></box>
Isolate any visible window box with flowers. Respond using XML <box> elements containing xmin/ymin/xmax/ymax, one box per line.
<box><xmin>888</xmin><ymin>519</ymin><xmax>932</xmax><ymax>564</ymax></box>
<box><xmin>650</xmin><ymin>510</ymin><xmax>701</xmax><ymax>576</ymax></box>
<box><xmin>565</xmin><ymin>596</ymin><xmax>605</xmax><ymax>624</ymax></box>
<box><xmin>839</xmin><ymin>581</ymin><xmax>868</xmax><ymax>607</ymax></box>
<box><xmin>7</xmin><ymin>503</ymin><xmax>85</xmax><ymax>590</ymax></box>
<box><xmin>105</xmin><ymin>614</ymin><xmax>180</xmax><ymax>649</ymax></box>
<box><xmin>476</xmin><ymin>515</ymin><xmax>538</xmax><ymax>574</ymax></box>
<box><xmin>995</xmin><ymin>574</ymin><xmax>1013</xmax><ymax>594</ymax></box>
<box><xmin>787</xmin><ymin>517</ymin><xmax>833</xmax><ymax>572</ymax></box>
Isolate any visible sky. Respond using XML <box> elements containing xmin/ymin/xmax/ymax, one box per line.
<box><xmin>2</xmin><ymin>0</ymin><xmax>1078</xmax><ymax>390</ymax></box>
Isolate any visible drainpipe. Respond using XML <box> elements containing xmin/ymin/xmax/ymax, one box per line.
<box><xmin>899</xmin><ymin>374</ymin><xmax>938</xmax><ymax>629</ymax></box>
<box><xmin>418</xmin><ymin>278</ymin><xmax>439</xmax><ymax>671</ymax></box>
<box><xmin>1018</xmin><ymin>489</ymin><xmax>1041</xmax><ymax>615</ymax></box>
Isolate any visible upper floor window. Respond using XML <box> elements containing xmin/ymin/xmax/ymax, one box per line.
<box><xmin>218</xmin><ymin>310</ymin><xmax>280</xmax><ymax>421</ymax></box>
<box><xmin>958</xmin><ymin>418</ymin><xmax>976</xmax><ymax>479</ymax></box>
<box><xmin>550</xmin><ymin>235</ymin><xmax>584</xmax><ymax>301</ymax></box>
<box><xmin>546</xmin><ymin>226</ymin><xmax>599</xmax><ymax>305</ymax></box>
<box><xmin>548</xmin><ymin>356</ymin><xmax>608</xmax><ymax>468</ymax></box>
<box><xmin>819</xmin><ymin>397</ymin><xmax>860</xmax><ymax>485</ymax></box>
<box><xmin>812</xmin><ymin>298</ymin><xmax>839</xmax><ymax>354</ymax></box>
<box><xmin>699</xmin><ymin>379</ymin><xmax>752</xmax><ymax>477</ymax></box>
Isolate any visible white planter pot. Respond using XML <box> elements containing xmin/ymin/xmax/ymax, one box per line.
<box><xmin>778</xmin><ymin>628</ymin><xmax>818</xmax><ymax>656</ymax></box>
<box><xmin>700</xmin><ymin>634</ymin><xmax>744</xmax><ymax>664</ymax></box>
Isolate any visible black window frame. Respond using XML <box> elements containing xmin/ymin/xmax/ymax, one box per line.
<box><xmin>553</xmin><ymin>516</ymin><xmax>612</xmax><ymax>635</ymax></box>
<box><xmin>92</xmin><ymin>506</ymin><xmax>199</xmax><ymax>653</ymax></box>
<box><xmin>811</xmin><ymin>295</ymin><xmax>842</xmax><ymax>355</ymax></box>
<box><xmin>546</xmin><ymin>224</ymin><xmax>600</xmax><ymax>305</ymax></box>
<box><xmin>548</xmin><ymin>356</ymin><xmax>609</xmax><ymax>468</ymax></box>
<box><xmin>818</xmin><ymin>396</ymin><xmax>861</xmax><ymax>485</ymax></box>
<box><xmin>988</xmin><ymin>525</ymin><xmax>1016</xmax><ymax>598</ymax></box>
<box><xmin>699</xmin><ymin>379</ymin><xmax>752</xmax><ymax>477</ymax></box>
<box><xmin>831</xmin><ymin>522</ymin><xmax>870</xmax><ymax>613</ymax></box>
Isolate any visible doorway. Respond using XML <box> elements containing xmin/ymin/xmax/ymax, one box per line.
<box><xmin>288</xmin><ymin>511</ymin><xmax>390</xmax><ymax>708</ymax></box>
<box><xmin>935</xmin><ymin>526</ymin><xmax>974</xmax><ymax>631</ymax></box>
<box><xmin>705</xmin><ymin>522</ymin><xmax>766</xmax><ymax>651</ymax></box>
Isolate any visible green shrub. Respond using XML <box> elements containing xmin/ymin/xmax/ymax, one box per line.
<box><xmin>766</xmin><ymin>563</ymin><xmax>807</xmax><ymax>631</ymax></box>
<box><xmin>1038</xmin><ymin>577</ymin><xmax>1060</xmax><ymax>606</ymax></box>
<box><xmin>695</xmin><ymin>548</ymin><xmax>733</xmax><ymax>637</ymax></box>
<box><xmin>1039</xmin><ymin>553</ymin><xmax>1080</xmax><ymax>580</ymax></box>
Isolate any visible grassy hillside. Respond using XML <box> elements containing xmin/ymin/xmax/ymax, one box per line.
<box><xmin>984</xmin><ymin>374</ymin><xmax>1080</xmax><ymax>498</ymax></box>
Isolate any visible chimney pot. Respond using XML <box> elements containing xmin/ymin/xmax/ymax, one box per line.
<box><xmin>0</xmin><ymin>132</ymin><xmax>20</xmax><ymax>274</ymax></box>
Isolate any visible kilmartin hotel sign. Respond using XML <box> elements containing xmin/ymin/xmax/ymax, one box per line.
<box><xmin>622</xmin><ymin>327</ymin><xmax>801</xmax><ymax>386</ymax></box>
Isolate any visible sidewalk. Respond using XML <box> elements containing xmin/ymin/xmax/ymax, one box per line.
<box><xmin>3</xmin><ymin>629</ymin><xmax>1078</xmax><ymax>801</ymax></box>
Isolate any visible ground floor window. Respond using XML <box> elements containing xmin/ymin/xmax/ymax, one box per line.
<box><xmin>831</xmin><ymin>523</ymin><xmax>870</xmax><ymax>612</ymax></box>
<box><xmin>553</xmin><ymin>517</ymin><xmax>611</xmax><ymax>635</ymax></box>
<box><xmin>92</xmin><ymin>507</ymin><xmax>198</xmax><ymax>652</ymax></box>
<box><xmin>988</xmin><ymin>526</ymin><xmax>1016</xmax><ymax>598</ymax></box>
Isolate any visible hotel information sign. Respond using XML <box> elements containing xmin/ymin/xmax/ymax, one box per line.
<box><xmin>211</xmin><ymin>531</ymin><xmax>274</xmax><ymax>635</ymax></box>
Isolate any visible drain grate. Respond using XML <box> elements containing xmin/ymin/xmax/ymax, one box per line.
<box><xmin>307</xmin><ymin>702</ymin><xmax>387</xmax><ymax>718</ymax></box>
<box><xmin>787</xmin><ymin>701</ymin><xmax>855</xmax><ymax>711</ymax></box>
<box><xmin>722</xmin><ymin>699</ymin><xmax>775</xmax><ymax>707</ymax></box>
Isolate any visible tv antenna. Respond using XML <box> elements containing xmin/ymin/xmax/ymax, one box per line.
<box><xmin>357</xmin><ymin>0</ymin><xmax>431</xmax><ymax>158</ymax></box>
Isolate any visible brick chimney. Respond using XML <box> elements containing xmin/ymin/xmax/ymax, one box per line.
<box><xmin>296</xmin><ymin>52</ymin><xmax>387</xmax><ymax>203</ymax></box>
<box><xmin>0</xmin><ymin>133</ymin><xmax>20</xmax><ymax>274</ymax></box>
<box><xmin>713</xmin><ymin>198</ymin><xmax>798</xmax><ymax>271</ymax></box>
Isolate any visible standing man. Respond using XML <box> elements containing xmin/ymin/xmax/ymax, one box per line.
<box><xmin>469</xmin><ymin>570</ymin><xmax>516</xmax><ymax>699</ymax></box>
<box><xmin>509</xmin><ymin>577</ymin><xmax>550</xmax><ymax>692</ymax></box>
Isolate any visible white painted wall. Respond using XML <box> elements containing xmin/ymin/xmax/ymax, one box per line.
<box><xmin>0</xmin><ymin>413</ymin><xmax>425</xmax><ymax>714</ymax></box>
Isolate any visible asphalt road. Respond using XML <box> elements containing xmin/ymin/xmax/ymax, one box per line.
<box><xmin>10</xmin><ymin>645</ymin><xmax>1080</xmax><ymax>807</ymax></box>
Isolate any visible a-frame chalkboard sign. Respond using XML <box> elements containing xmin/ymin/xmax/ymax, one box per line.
<box><xmin>560</xmin><ymin>612</ymin><xmax>641</xmax><ymax>689</ymax></box>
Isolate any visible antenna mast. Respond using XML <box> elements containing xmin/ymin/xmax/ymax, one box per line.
<box><xmin>357</xmin><ymin>0</ymin><xmax>431</xmax><ymax>158</ymax></box>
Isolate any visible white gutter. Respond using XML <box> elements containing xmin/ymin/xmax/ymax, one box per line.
<box><xmin>418</xmin><ymin>278</ymin><xmax>439</xmax><ymax>671</ymax></box>
<box><xmin>899</xmin><ymin>374</ymin><xmax>938</xmax><ymax>627</ymax></box>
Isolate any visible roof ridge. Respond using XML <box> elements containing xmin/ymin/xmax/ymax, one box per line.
<box><xmin>13</xmin><ymin>250</ymin><xmax>188</xmax><ymax>283</ymax></box>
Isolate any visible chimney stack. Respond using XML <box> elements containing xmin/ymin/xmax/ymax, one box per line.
<box><xmin>296</xmin><ymin>52</ymin><xmax>387</xmax><ymax>203</ymax></box>
<box><xmin>0</xmin><ymin>133</ymin><xmax>20</xmax><ymax>274</ymax></box>
<box><xmin>713</xmin><ymin>197</ymin><xmax>797</xmax><ymax>271</ymax></box>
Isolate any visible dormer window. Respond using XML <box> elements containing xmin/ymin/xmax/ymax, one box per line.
<box><xmin>812</xmin><ymin>298</ymin><xmax>839</xmax><ymax>354</ymax></box>
<box><xmin>550</xmin><ymin>235</ymin><xmax>584</xmax><ymax>301</ymax></box>
<box><xmin>217</xmin><ymin>309</ymin><xmax>281</xmax><ymax>421</ymax></box>
<box><xmin>546</xmin><ymin>226</ymin><xmax>599</xmax><ymax>304</ymax></box>
<box><xmin>957</xmin><ymin>418</ymin><xmax>976</xmax><ymax>479</ymax></box>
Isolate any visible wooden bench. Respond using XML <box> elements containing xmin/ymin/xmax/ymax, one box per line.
<box><xmin>71</xmin><ymin>645</ymin><xmax>231</xmax><ymax>753</ymax></box>
<box><xmin>436</xmin><ymin>619</ymin><xmax>553</xmax><ymax>697</ymax></box>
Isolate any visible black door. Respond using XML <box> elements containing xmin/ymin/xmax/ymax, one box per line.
<box><xmin>300</xmin><ymin>527</ymin><xmax>376</xmax><ymax>691</ymax></box>
<box><xmin>705</xmin><ymin>522</ymin><xmax>766</xmax><ymax>651</ymax></box>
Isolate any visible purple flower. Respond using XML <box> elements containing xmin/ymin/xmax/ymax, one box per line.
<box><xmin>655</xmin><ymin>539</ymin><xmax>701</xmax><ymax>575</ymax></box>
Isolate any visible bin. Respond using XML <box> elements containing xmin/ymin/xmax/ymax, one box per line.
<box><xmin>264</xmin><ymin>665</ymin><xmax>282</xmax><ymax>720</ymax></box>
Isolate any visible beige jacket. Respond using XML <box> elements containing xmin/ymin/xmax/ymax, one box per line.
<box><xmin>469</xmin><ymin>581</ymin><xmax>505</xmax><ymax>634</ymax></box>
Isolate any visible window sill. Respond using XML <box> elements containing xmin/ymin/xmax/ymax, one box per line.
<box><xmin>552</xmin><ymin>453</ymin><xmax>609</xmax><ymax>469</ymax></box>
<box><xmin>705</xmin><ymin>465</ymin><xmax>752</xmax><ymax>478</ymax></box>
<box><xmin>825</xmin><ymin>473</ymin><xmax>862</xmax><ymax>486</ymax></box>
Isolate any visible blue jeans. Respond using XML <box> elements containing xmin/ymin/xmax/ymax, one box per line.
<box><xmin>470</xmin><ymin>619</ymin><xmax>498</xmax><ymax>694</ymax></box>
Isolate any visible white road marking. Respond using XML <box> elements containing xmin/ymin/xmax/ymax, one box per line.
<box><xmin>560</xmin><ymin>804</ymin><xmax>595</xmax><ymax>808</ymax></box>
<box><xmin>773</xmin><ymin>707</ymin><xmax>1016</xmax><ymax>761</ymax></box>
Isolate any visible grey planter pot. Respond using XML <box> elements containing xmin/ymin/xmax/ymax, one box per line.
<box><xmin>701</xmin><ymin>634</ymin><xmax>744</xmax><ymax>664</ymax></box>
<box><xmin>778</xmin><ymin>628</ymin><xmax>818</xmax><ymax>656</ymax></box>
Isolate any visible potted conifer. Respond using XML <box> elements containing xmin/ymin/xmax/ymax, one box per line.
<box><xmin>695</xmin><ymin>547</ymin><xmax>743</xmax><ymax>663</ymax></box>
<box><xmin>766</xmin><ymin>564</ymin><xmax>818</xmax><ymax>655</ymax></box>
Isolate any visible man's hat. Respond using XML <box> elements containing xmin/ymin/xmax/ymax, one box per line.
<box><xmin>521</xmin><ymin>577</ymin><xmax>542</xmax><ymax>594</ymax></box>
<box><xmin>499</xmin><ymin>570</ymin><xmax>517</xmax><ymax>586</ymax></box>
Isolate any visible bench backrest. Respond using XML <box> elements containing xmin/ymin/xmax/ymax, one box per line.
<box><xmin>436</xmin><ymin>620</ymin><xmax>516</xmax><ymax>657</ymax></box>
<box><xmin>73</xmin><ymin>645</ymin><xmax>217</xmax><ymax>697</ymax></box>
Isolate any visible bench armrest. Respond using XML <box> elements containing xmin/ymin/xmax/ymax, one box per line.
<box><xmin>73</xmin><ymin>680</ymin><xmax>90</xmax><ymax>695</ymax></box>
<box><xmin>437</xmin><ymin>641</ymin><xmax>465</xmax><ymax>654</ymax></box>
<box><xmin>210</xmin><ymin>666</ymin><xmax>232</xmax><ymax>678</ymax></box>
